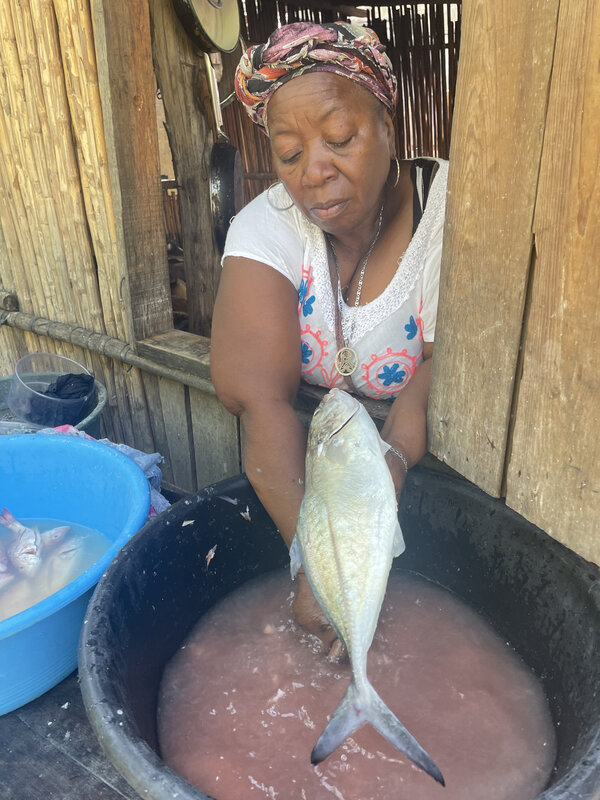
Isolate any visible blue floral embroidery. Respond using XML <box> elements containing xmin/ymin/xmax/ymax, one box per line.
<box><xmin>301</xmin><ymin>342</ymin><xmax>313</xmax><ymax>364</ymax></box>
<box><xmin>404</xmin><ymin>315</ymin><xmax>418</xmax><ymax>340</ymax></box>
<box><xmin>302</xmin><ymin>295</ymin><xmax>315</xmax><ymax>316</ymax></box>
<box><xmin>298</xmin><ymin>279</ymin><xmax>308</xmax><ymax>305</ymax></box>
<box><xmin>378</xmin><ymin>363</ymin><xmax>406</xmax><ymax>387</ymax></box>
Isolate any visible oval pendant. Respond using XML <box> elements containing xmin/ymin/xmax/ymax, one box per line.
<box><xmin>335</xmin><ymin>346</ymin><xmax>358</xmax><ymax>376</ymax></box>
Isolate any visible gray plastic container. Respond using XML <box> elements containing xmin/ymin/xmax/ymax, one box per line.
<box><xmin>0</xmin><ymin>375</ymin><xmax>107</xmax><ymax>438</ymax></box>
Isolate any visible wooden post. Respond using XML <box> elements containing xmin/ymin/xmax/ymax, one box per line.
<box><xmin>428</xmin><ymin>0</ymin><xmax>560</xmax><ymax>496</ymax></box>
<box><xmin>91</xmin><ymin>0</ymin><xmax>173</xmax><ymax>342</ymax></box>
<box><xmin>148</xmin><ymin>0</ymin><xmax>221</xmax><ymax>338</ymax></box>
<box><xmin>505</xmin><ymin>0</ymin><xmax>600</xmax><ymax>564</ymax></box>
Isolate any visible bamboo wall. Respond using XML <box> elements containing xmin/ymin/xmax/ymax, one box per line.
<box><xmin>0</xmin><ymin>0</ymin><xmax>150</xmax><ymax>446</ymax></box>
<box><xmin>222</xmin><ymin>1</ymin><xmax>461</xmax><ymax>202</ymax></box>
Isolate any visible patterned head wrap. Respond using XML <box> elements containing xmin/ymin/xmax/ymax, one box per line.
<box><xmin>235</xmin><ymin>22</ymin><xmax>398</xmax><ymax>131</ymax></box>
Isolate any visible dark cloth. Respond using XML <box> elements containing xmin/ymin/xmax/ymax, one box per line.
<box><xmin>27</xmin><ymin>373</ymin><xmax>96</xmax><ymax>427</ymax></box>
<box><xmin>43</xmin><ymin>373</ymin><xmax>94</xmax><ymax>400</ymax></box>
<box><xmin>411</xmin><ymin>158</ymin><xmax>440</xmax><ymax>236</ymax></box>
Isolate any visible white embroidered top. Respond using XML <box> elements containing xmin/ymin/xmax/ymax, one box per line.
<box><xmin>223</xmin><ymin>158</ymin><xmax>448</xmax><ymax>400</ymax></box>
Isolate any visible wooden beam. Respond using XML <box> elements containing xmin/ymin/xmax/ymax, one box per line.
<box><xmin>428</xmin><ymin>0</ymin><xmax>559</xmax><ymax>496</ymax></box>
<box><xmin>148</xmin><ymin>0</ymin><xmax>221</xmax><ymax>338</ymax></box>
<box><xmin>92</xmin><ymin>0</ymin><xmax>173</xmax><ymax>342</ymax></box>
<box><xmin>137</xmin><ymin>330</ymin><xmax>211</xmax><ymax>377</ymax></box>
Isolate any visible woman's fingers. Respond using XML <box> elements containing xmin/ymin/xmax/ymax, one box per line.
<box><xmin>292</xmin><ymin>571</ymin><xmax>347</xmax><ymax>661</ymax></box>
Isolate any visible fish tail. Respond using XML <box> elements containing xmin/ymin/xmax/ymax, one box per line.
<box><xmin>0</xmin><ymin>508</ymin><xmax>16</xmax><ymax>527</ymax></box>
<box><xmin>311</xmin><ymin>680</ymin><xmax>366</xmax><ymax>766</ymax></box>
<box><xmin>311</xmin><ymin>679</ymin><xmax>445</xmax><ymax>786</ymax></box>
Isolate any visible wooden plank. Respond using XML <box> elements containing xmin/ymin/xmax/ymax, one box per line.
<box><xmin>142</xmin><ymin>372</ymin><xmax>175</xmax><ymax>486</ymax></box>
<box><xmin>148</xmin><ymin>0</ymin><xmax>221</xmax><ymax>337</ymax></box>
<box><xmin>137</xmin><ymin>330</ymin><xmax>212</xmax><ymax>380</ymax></box>
<box><xmin>91</xmin><ymin>0</ymin><xmax>173</xmax><ymax>341</ymax></box>
<box><xmin>0</xmin><ymin>685</ymin><xmax>136</xmax><ymax>800</ymax></box>
<box><xmin>428</xmin><ymin>0</ymin><xmax>560</xmax><ymax>496</ymax></box>
<box><xmin>189</xmin><ymin>387</ymin><xmax>240</xmax><ymax>489</ymax></box>
<box><xmin>157</xmin><ymin>377</ymin><xmax>196</xmax><ymax>492</ymax></box>
<box><xmin>505</xmin><ymin>0</ymin><xmax>600</xmax><ymax>565</ymax></box>
<box><xmin>12</xmin><ymin>674</ymin><xmax>139</xmax><ymax>799</ymax></box>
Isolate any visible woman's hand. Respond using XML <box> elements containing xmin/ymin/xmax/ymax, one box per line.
<box><xmin>293</xmin><ymin>570</ymin><xmax>347</xmax><ymax>662</ymax></box>
<box><xmin>380</xmin><ymin>345</ymin><xmax>434</xmax><ymax>495</ymax></box>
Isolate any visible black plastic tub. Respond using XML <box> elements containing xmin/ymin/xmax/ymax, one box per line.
<box><xmin>78</xmin><ymin>468</ymin><xmax>600</xmax><ymax>800</ymax></box>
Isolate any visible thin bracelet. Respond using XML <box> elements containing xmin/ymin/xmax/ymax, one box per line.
<box><xmin>387</xmin><ymin>446</ymin><xmax>409</xmax><ymax>474</ymax></box>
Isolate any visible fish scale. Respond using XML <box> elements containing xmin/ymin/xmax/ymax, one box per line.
<box><xmin>290</xmin><ymin>387</ymin><xmax>444</xmax><ymax>785</ymax></box>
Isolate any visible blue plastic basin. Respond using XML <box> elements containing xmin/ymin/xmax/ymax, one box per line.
<box><xmin>0</xmin><ymin>434</ymin><xmax>150</xmax><ymax>715</ymax></box>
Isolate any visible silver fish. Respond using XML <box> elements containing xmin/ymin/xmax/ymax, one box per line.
<box><xmin>40</xmin><ymin>536</ymin><xmax>83</xmax><ymax>591</ymax></box>
<box><xmin>0</xmin><ymin>536</ymin><xmax>83</xmax><ymax>622</ymax></box>
<box><xmin>0</xmin><ymin>508</ymin><xmax>69</xmax><ymax>577</ymax></box>
<box><xmin>0</xmin><ymin>541</ymin><xmax>9</xmax><ymax>573</ymax></box>
<box><xmin>290</xmin><ymin>388</ymin><xmax>444</xmax><ymax>785</ymax></box>
<box><xmin>0</xmin><ymin>542</ymin><xmax>15</xmax><ymax>591</ymax></box>
<box><xmin>1</xmin><ymin>508</ymin><xmax>43</xmax><ymax>577</ymax></box>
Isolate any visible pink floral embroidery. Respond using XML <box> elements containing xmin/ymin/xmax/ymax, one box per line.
<box><xmin>301</xmin><ymin>324</ymin><xmax>329</xmax><ymax>375</ymax></box>
<box><xmin>361</xmin><ymin>347</ymin><xmax>420</xmax><ymax>397</ymax></box>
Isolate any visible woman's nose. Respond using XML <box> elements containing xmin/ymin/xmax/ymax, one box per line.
<box><xmin>302</xmin><ymin>143</ymin><xmax>337</xmax><ymax>187</ymax></box>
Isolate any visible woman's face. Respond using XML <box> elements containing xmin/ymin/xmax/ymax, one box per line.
<box><xmin>266</xmin><ymin>72</ymin><xmax>395</xmax><ymax>237</ymax></box>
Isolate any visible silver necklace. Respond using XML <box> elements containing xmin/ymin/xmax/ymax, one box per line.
<box><xmin>327</xmin><ymin>205</ymin><xmax>384</xmax><ymax>376</ymax></box>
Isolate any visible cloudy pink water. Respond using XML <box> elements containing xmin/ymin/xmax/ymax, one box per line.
<box><xmin>158</xmin><ymin>570</ymin><xmax>556</xmax><ymax>800</ymax></box>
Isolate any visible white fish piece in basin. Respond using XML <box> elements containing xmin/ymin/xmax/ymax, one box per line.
<box><xmin>0</xmin><ymin>508</ymin><xmax>70</xmax><ymax>577</ymax></box>
<box><xmin>290</xmin><ymin>388</ymin><xmax>444</xmax><ymax>785</ymax></box>
<box><xmin>1</xmin><ymin>508</ymin><xmax>43</xmax><ymax>577</ymax></box>
<box><xmin>0</xmin><ymin>541</ymin><xmax>9</xmax><ymax>573</ymax></box>
<box><xmin>0</xmin><ymin>535</ymin><xmax>84</xmax><ymax>621</ymax></box>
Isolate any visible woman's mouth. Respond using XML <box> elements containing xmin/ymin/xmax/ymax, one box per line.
<box><xmin>310</xmin><ymin>199</ymin><xmax>348</xmax><ymax>221</ymax></box>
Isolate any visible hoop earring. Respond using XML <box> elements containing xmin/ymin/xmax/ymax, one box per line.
<box><xmin>389</xmin><ymin>156</ymin><xmax>400</xmax><ymax>188</ymax></box>
<box><xmin>266</xmin><ymin>181</ymin><xmax>295</xmax><ymax>211</ymax></box>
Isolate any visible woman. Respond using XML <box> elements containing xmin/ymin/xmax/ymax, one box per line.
<box><xmin>211</xmin><ymin>22</ymin><xmax>447</xmax><ymax>656</ymax></box>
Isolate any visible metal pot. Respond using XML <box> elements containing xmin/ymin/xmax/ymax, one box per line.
<box><xmin>204</xmin><ymin>53</ymin><xmax>244</xmax><ymax>253</ymax></box>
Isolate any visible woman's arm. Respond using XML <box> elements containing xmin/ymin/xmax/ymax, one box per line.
<box><xmin>211</xmin><ymin>256</ymin><xmax>306</xmax><ymax>546</ymax></box>
<box><xmin>380</xmin><ymin>342</ymin><xmax>434</xmax><ymax>496</ymax></box>
<box><xmin>212</xmin><ymin>256</ymin><xmax>340</xmax><ymax>653</ymax></box>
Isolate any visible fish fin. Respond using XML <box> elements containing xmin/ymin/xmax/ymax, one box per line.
<box><xmin>323</xmin><ymin>440</ymin><xmax>350</xmax><ymax>465</ymax></box>
<box><xmin>311</xmin><ymin>680</ymin><xmax>366</xmax><ymax>765</ymax></box>
<box><xmin>311</xmin><ymin>679</ymin><xmax>444</xmax><ymax>786</ymax></box>
<box><xmin>289</xmin><ymin>534</ymin><xmax>302</xmax><ymax>580</ymax></box>
<box><xmin>392</xmin><ymin>519</ymin><xmax>405</xmax><ymax>558</ymax></box>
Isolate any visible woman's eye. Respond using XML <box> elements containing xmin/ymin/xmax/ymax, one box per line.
<box><xmin>328</xmin><ymin>136</ymin><xmax>353</xmax><ymax>150</ymax></box>
<box><xmin>279</xmin><ymin>151</ymin><xmax>301</xmax><ymax>165</ymax></box>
